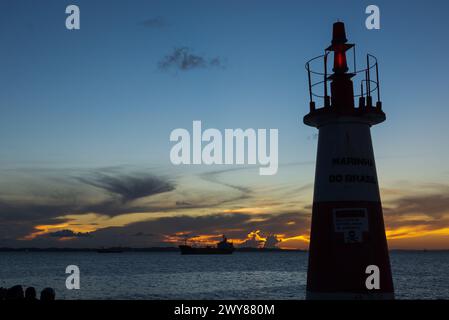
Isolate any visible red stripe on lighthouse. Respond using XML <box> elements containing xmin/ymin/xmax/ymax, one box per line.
<box><xmin>306</xmin><ymin>201</ymin><xmax>393</xmax><ymax>299</ymax></box>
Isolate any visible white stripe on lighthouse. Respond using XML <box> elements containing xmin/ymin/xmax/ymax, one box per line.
<box><xmin>313</xmin><ymin>119</ymin><xmax>381</xmax><ymax>202</ymax></box>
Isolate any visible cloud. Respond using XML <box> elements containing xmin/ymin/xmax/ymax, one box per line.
<box><xmin>239</xmin><ymin>230</ymin><xmax>264</xmax><ymax>248</ymax></box>
<box><xmin>380</xmin><ymin>184</ymin><xmax>449</xmax><ymax>243</ymax></box>
<box><xmin>385</xmin><ymin>193</ymin><xmax>449</xmax><ymax>219</ymax></box>
<box><xmin>0</xmin><ymin>169</ymin><xmax>176</xmax><ymax>240</ymax></box>
<box><xmin>79</xmin><ymin>210</ymin><xmax>311</xmax><ymax>247</ymax></box>
<box><xmin>138</xmin><ymin>16</ymin><xmax>168</xmax><ymax>28</ymax></box>
<box><xmin>158</xmin><ymin>47</ymin><xmax>224</xmax><ymax>71</ymax></box>
<box><xmin>0</xmin><ymin>209</ymin><xmax>310</xmax><ymax>248</ymax></box>
<box><xmin>264</xmin><ymin>234</ymin><xmax>282</xmax><ymax>248</ymax></box>
<box><xmin>47</xmin><ymin>229</ymin><xmax>91</xmax><ymax>238</ymax></box>
<box><xmin>2</xmin><ymin>164</ymin><xmax>449</xmax><ymax>249</ymax></box>
<box><xmin>175</xmin><ymin>201</ymin><xmax>193</xmax><ymax>207</ymax></box>
<box><xmin>198</xmin><ymin>167</ymin><xmax>256</xmax><ymax>205</ymax></box>
<box><xmin>133</xmin><ymin>232</ymin><xmax>154</xmax><ymax>237</ymax></box>
<box><xmin>77</xmin><ymin>172</ymin><xmax>175</xmax><ymax>203</ymax></box>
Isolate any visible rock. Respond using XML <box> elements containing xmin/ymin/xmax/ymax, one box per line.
<box><xmin>0</xmin><ymin>287</ymin><xmax>7</xmax><ymax>300</ymax></box>
<box><xmin>6</xmin><ymin>285</ymin><xmax>24</xmax><ymax>300</ymax></box>
<box><xmin>25</xmin><ymin>287</ymin><xmax>37</xmax><ymax>300</ymax></box>
<box><xmin>40</xmin><ymin>287</ymin><xmax>56</xmax><ymax>301</ymax></box>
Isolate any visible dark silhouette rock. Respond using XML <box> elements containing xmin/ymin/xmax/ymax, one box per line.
<box><xmin>40</xmin><ymin>287</ymin><xmax>55</xmax><ymax>301</ymax></box>
<box><xmin>6</xmin><ymin>285</ymin><xmax>24</xmax><ymax>300</ymax></box>
<box><xmin>25</xmin><ymin>287</ymin><xmax>37</xmax><ymax>300</ymax></box>
<box><xmin>0</xmin><ymin>287</ymin><xmax>7</xmax><ymax>300</ymax></box>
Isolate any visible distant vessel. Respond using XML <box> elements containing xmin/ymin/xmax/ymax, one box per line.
<box><xmin>97</xmin><ymin>247</ymin><xmax>123</xmax><ymax>253</ymax></box>
<box><xmin>179</xmin><ymin>235</ymin><xmax>235</xmax><ymax>255</ymax></box>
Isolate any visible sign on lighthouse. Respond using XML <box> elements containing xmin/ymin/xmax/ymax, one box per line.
<box><xmin>304</xmin><ymin>22</ymin><xmax>394</xmax><ymax>299</ymax></box>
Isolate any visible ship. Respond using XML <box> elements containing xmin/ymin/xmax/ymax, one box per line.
<box><xmin>179</xmin><ymin>235</ymin><xmax>235</xmax><ymax>255</ymax></box>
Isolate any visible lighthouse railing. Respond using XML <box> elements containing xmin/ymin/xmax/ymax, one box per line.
<box><xmin>305</xmin><ymin>52</ymin><xmax>381</xmax><ymax>109</ymax></box>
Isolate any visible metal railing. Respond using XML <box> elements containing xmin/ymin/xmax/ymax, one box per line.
<box><xmin>305</xmin><ymin>49</ymin><xmax>381</xmax><ymax>108</ymax></box>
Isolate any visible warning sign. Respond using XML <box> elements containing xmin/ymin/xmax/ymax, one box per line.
<box><xmin>333</xmin><ymin>208</ymin><xmax>369</xmax><ymax>243</ymax></box>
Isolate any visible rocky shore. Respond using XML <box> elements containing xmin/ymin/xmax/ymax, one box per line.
<box><xmin>0</xmin><ymin>285</ymin><xmax>55</xmax><ymax>301</ymax></box>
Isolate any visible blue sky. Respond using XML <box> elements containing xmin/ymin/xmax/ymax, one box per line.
<box><xmin>0</xmin><ymin>0</ymin><xmax>449</xmax><ymax>248</ymax></box>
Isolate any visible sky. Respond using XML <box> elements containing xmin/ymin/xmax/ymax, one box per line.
<box><xmin>0</xmin><ymin>0</ymin><xmax>449</xmax><ymax>249</ymax></box>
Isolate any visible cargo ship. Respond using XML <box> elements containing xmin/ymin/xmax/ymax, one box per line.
<box><xmin>179</xmin><ymin>235</ymin><xmax>235</xmax><ymax>255</ymax></box>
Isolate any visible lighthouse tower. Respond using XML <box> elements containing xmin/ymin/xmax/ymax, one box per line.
<box><xmin>304</xmin><ymin>22</ymin><xmax>394</xmax><ymax>299</ymax></box>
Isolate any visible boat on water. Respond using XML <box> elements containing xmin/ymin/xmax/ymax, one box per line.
<box><xmin>179</xmin><ymin>235</ymin><xmax>235</xmax><ymax>255</ymax></box>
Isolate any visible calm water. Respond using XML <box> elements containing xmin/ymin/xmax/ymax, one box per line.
<box><xmin>0</xmin><ymin>251</ymin><xmax>448</xmax><ymax>299</ymax></box>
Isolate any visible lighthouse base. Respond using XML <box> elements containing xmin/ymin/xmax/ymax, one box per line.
<box><xmin>306</xmin><ymin>291</ymin><xmax>394</xmax><ymax>300</ymax></box>
<box><xmin>306</xmin><ymin>201</ymin><xmax>394</xmax><ymax>299</ymax></box>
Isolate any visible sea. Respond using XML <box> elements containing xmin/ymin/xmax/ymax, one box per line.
<box><xmin>0</xmin><ymin>251</ymin><xmax>448</xmax><ymax>300</ymax></box>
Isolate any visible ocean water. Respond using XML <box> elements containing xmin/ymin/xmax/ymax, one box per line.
<box><xmin>0</xmin><ymin>251</ymin><xmax>448</xmax><ymax>300</ymax></box>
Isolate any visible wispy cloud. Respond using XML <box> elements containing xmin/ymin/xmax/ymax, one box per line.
<box><xmin>0</xmin><ymin>168</ymin><xmax>177</xmax><ymax>241</ymax></box>
<box><xmin>381</xmin><ymin>183</ymin><xmax>449</xmax><ymax>243</ymax></box>
<box><xmin>77</xmin><ymin>172</ymin><xmax>175</xmax><ymax>203</ymax></box>
<box><xmin>158</xmin><ymin>47</ymin><xmax>224</xmax><ymax>71</ymax></box>
<box><xmin>1</xmin><ymin>165</ymin><xmax>449</xmax><ymax>249</ymax></box>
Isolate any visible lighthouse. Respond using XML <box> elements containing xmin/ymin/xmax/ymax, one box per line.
<box><xmin>304</xmin><ymin>22</ymin><xmax>394</xmax><ymax>299</ymax></box>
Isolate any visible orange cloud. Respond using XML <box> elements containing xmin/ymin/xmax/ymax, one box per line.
<box><xmin>22</xmin><ymin>223</ymin><xmax>96</xmax><ymax>240</ymax></box>
<box><xmin>223</xmin><ymin>207</ymin><xmax>270</xmax><ymax>214</ymax></box>
<box><xmin>21</xmin><ymin>223</ymin><xmax>69</xmax><ymax>240</ymax></box>
<box><xmin>386</xmin><ymin>226</ymin><xmax>449</xmax><ymax>240</ymax></box>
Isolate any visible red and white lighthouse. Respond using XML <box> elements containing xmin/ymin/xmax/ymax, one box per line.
<box><xmin>304</xmin><ymin>22</ymin><xmax>394</xmax><ymax>299</ymax></box>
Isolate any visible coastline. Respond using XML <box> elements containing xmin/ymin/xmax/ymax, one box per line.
<box><xmin>1</xmin><ymin>247</ymin><xmax>447</xmax><ymax>253</ymax></box>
